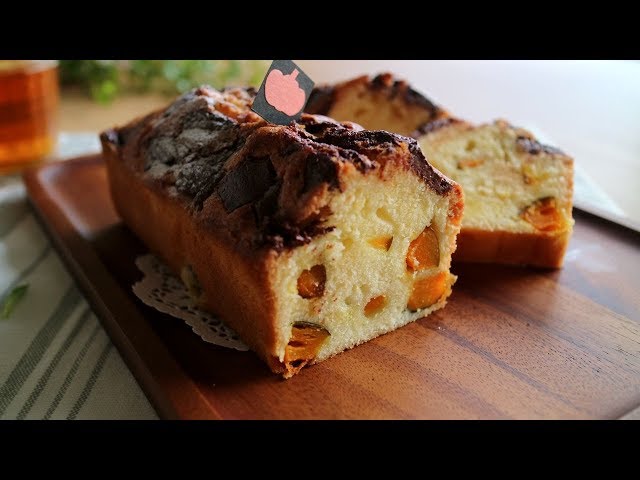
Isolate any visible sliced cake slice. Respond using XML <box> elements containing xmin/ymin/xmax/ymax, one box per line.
<box><xmin>101</xmin><ymin>86</ymin><xmax>464</xmax><ymax>378</ymax></box>
<box><xmin>306</xmin><ymin>73</ymin><xmax>574</xmax><ymax>268</ymax></box>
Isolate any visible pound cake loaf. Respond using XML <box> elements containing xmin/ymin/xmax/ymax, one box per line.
<box><xmin>100</xmin><ymin>86</ymin><xmax>464</xmax><ymax>378</ymax></box>
<box><xmin>307</xmin><ymin>73</ymin><xmax>574</xmax><ymax>268</ymax></box>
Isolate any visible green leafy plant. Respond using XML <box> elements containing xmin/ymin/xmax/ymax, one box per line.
<box><xmin>59</xmin><ymin>60</ymin><xmax>269</xmax><ymax>104</ymax></box>
<box><xmin>1</xmin><ymin>284</ymin><xmax>29</xmax><ymax>319</ymax></box>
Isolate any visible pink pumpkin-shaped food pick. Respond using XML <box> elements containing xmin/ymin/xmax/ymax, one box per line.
<box><xmin>264</xmin><ymin>69</ymin><xmax>306</xmax><ymax>116</ymax></box>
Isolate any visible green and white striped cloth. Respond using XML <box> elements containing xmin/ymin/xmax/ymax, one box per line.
<box><xmin>0</xmin><ymin>133</ymin><xmax>157</xmax><ymax>420</ymax></box>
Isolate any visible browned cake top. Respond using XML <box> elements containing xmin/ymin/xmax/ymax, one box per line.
<box><xmin>101</xmin><ymin>85</ymin><xmax>455</xmax><ymax>253</ymax></box>
<box><xmin>307</xmin><ymin>73</ymin><xmax>444</xmax><ymax>117</ymax></box>
<box><xmin>306</xmin><ymin>73</ymin><xmax>449</xmax><ymax>137</ymax></box>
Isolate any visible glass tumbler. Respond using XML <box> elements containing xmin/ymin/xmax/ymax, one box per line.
<box><xmin>0</xmin><ymin>60</ymin><xmax>59</xmax><ymax>174</ymax></box>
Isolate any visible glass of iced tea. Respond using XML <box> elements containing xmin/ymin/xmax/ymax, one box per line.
<box><xmin>0</xmin><ymin>60</ymin><xmax>59</xmax><ymax>174</ymax></box>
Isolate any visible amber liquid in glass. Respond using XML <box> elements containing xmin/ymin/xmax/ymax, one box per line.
<box><xmin>0</xmin><ymin>61</ymin><xmax>59</xmax><ymax>173</ymax></box>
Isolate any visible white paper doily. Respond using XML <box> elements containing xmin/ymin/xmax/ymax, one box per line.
<box><xmin>132</xmin><ymin>254</ymin><xmax>249</xmax><ymax>351</ymax></box>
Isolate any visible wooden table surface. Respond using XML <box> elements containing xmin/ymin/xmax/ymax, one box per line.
<box><xmin>24</xmin><ymin>155</ymin><xmax>640</xmax><ymax>419</ymax></box>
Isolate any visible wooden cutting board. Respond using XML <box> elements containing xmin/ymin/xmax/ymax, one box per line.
<box><xmin>23</xmin><ymin>154</ymin><xmax>640</xmax><ymax>419</ymax></box>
